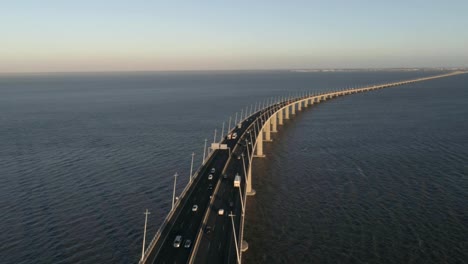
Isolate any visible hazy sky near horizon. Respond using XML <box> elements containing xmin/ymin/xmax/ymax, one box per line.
<box><xmin>1</xmin><ymin>0</ymin><xmax>467</xmax><ymax>72</ymax></box>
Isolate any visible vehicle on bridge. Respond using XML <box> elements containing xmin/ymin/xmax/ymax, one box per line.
<box><xmin>227</xmin><ymin>132</ymin><xmax>238</xmax><ymax>139</ymax></box>
<box><xmin>234</xmin><ymin>174</ymin><xmax>241</xmax><ymax>187</ymax></box>
<box><xmin>173</xmin><ymin>235</ymin><xmax>182</xmax><ymax>248</ymax></box>
<box><xmin>184</xmin><ymin>239</ymin><xmax>192</xmax><ymax>248</ymax></box>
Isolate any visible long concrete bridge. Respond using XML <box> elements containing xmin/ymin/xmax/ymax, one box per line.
<box><xmin>138</xmin><ymin>70</ymin><xmax>466</xmax><ymax>264</ymax></box>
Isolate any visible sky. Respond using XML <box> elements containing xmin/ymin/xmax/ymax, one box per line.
<box><xmin>1</xmin><ymin>0</ymin><xmax>467</xmax><ymax>72</ymax></box>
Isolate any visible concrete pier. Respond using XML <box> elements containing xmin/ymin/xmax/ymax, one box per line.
<box><xmin>278</xmin><ymin>109</ymin><xmax>284</xmax><ymax>125</ymax></box>
<box><xmin>271</xmin><ymin>113</ymin><xmax>277</xmax><ymax>132</ymax></box>
<box><xmin>264</xmin><ymin>119</ymin><xmax>272</xmax><ymax>141</ymax></box>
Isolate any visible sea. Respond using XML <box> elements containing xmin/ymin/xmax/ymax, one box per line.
<box><xmin>0</xmin><ymin>70</ymin><xmax>466</xmax><ymax>264</ymax></box>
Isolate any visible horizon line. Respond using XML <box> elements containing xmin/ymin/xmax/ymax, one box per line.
<box><xmin>1</xmin><ymin>66</ymin><xmax>467</xmax><ymax>75</ymax></box>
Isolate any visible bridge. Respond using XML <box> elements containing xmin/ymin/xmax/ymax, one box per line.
<box><xmin>138</xmin><ymin>71</ymin><xmax>466</xmax><ymax>264</ymax></box>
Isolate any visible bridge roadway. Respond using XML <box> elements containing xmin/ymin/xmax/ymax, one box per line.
<box><xmin>144</xmin><ymin>112</ymin><xmax>261</xmax><ymax>264</ymax></box>
<box><xmin>191</xmin><ymin>105</ymin><xmax>283</xmax><ymax>264</ymax></box>
<box><xmin>141</xmin><ymin>70</ymin><xmax>467</xmax><ymax>264</ymax></box>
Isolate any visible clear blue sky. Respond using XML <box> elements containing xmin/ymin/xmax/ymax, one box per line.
<box><xmin>1</xmin><ymin>0</ymin><xmax>467</xmax><ymax>72</ymax></box>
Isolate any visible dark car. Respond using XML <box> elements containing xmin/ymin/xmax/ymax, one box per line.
<box><xmin>204</xmin><ymin>226</ymin><xmax>212</xmax><ymax>234</ymax></box>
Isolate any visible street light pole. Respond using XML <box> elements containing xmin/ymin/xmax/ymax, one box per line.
<box><xmin>249</xmin><ymin>132</ymin><xmax>254</xmax><ymax>149</ymax></box>
<box><xmin>203</xmin><ymin>139</ymin><xmax>207</xmax><ymax>164</ymax></box>
<box><xmin>221</xmin><ymin>122</ymin><xmax>225</xmax><ymax>140</ymax></box>
<box><xmin>228</xmin><ymin>116</ymin><xmax>232</xmax><ymax>132</ymax></box>
<box><xmin>213</xmin><ymin>129</ymin><xmax>217</xmax><ymax>143</ymax></box>
<box><xmin>172</xmin><ymin>172</ymin><xmax>178</xmax><ymax>210</ymax></box>
<box><xmin>244</xmin><ymin>140</ymin><xmax>251</xmax><ymax>161</ymax></box>
<box><xmin>190</xmin><ymin>152</ymin><xmax>195</xmax><ymax>183</ymax></box>
<box><xmin>229</xmin><ymin>212</ymin><xmax>241</xmax><ymax>264</ymax></box>
<box><xmin>141</xmin><ymin>209</ymin><xmax>150</xmax><ymax>261</ymax></box>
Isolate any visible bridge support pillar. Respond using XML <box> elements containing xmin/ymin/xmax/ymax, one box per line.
<box><xmin>246</xmin><ymin>164</ymin><xmax>255</xmax><ymax>195</ymax></box>
<box><xmin>292</xmin><ymin>103</ymin><xmax>296</xmax><ymax>115</ymax></box>
<box><xmin>255</xmin><ymin>130</ymin><xmax>265</xmax><ymax>158</ymax></box>
<box><xmin>278</xmin><ymin>109</ymin><xmax>284</xmax><ymax>125</ymax></box>
<box><xmin>241</xmin><ymin>240</ymin><xmax>249</xmax><ymax>252</ymax></box>
<box><xmin>264</xmin><ymin>119</ymin><xmax>272</xmax><ymax>141</ymax></box>
<box><xmin>298</xmin><ymin>101</ymin><xmax>302</xmax><ymax>111</ymax></box>
<box><xmin>271</xmin><ymin>113</ymin><xmax>277</xmax><ymax>132</ymax></box>
<box><xmin>304</xmin><ymin>99</ymin><xmax>308</xmax><ymax>107</ymax></box>
<box><xmin>285</xmin><ymin>106</ymin><xmax>290</xmax><ymax>119</ymax></box>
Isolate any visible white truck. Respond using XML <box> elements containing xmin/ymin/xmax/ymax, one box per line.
<box><xmin>227</xmin><ymin>132</ymin><xmax>238</xmax><ymax>140</ymax></box>
<box><xmin>234</xmin><ymin>174</ymin><xmax>241</xmax><ymax>187</ymax></box>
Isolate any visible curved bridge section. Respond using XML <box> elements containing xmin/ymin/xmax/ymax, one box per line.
<box><xmin>140</xmin><ymin>71</ymin><xmax>466</xmax><ymax>264</ymax></box>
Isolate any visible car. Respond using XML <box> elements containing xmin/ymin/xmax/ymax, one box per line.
<box><xmin>204</xmin><ymin>226</ymin><xmax>212</xmax><ymax>234</ymax></box>
<box><xmin>184</xmin><ymin>239</ymin><xmax>192</xmax><ymax>248</ymax></box>
<box><xmin>218</xmin><ymin>209</ymin><xmax>224</xmax><ymax>216</ymax></box>
<box><xmin>208</xmin><ymin>184</ymin><xmax>213</xmax><ymax>190</ymax></box>
<box><xmin>208</xmin><ymin>174</ymin><xmax>213</xmax><ymax>180</ymax></box>
<box><xmin>210</xmin><ymin>168</ymin><xmax>216</xmax><ymax>174</ymax></box>
<box><xmin>173</xmin><ymin>235</ymin><xmax>182</xmax><ymax>248</ymax></box>
<box><xmin>229</xmin><ymin>200</ymin><xmax>234</xmax><ymax>208</ymax></box>
<box><xmin>192</xmin><ymin>205</ymin><xmax>198</xmax><ymax>212</ymax></box>
<box><xmin>223</xmin><ymin>174</ymin><xmax>228</xmax><ymax>179</ymax></box>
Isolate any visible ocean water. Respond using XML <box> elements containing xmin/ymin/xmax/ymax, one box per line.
<box><xmin>0</xmin><ymin>70</ymin><xmax>466</xmax><ymax>263</ymax></box>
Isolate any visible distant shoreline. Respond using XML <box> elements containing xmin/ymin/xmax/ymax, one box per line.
<box><xmin>1</xmin><ymin>67</ymin><xmax>466</xmax><ymax>76</ymax></box>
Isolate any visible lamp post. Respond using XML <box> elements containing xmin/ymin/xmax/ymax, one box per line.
<box><xmin>221</xmin><ymin>122</ymin><xmax>225</xmax><ymax>140</ymax></box>
<box><xmin>229</xmin><ymin>212</ymin><xmax>241</xmax><ymax>264</ymax></box>
<box><xmin>141</xmin><ymin>209</ymin><xmax>150</xmax><ymax>261</ymax></box>
<box><xmin>190</xmin><ymin>152</ymin><xmax>195</xmax><ymax>183</ymax></box>
<box><xmin>249</xmin><ymin>132</ymin><xmax>254</xmax><ymax>149</ymax></box>
<box><xmin>203</xmin><ymin>139</ymin><xmax>207</xmax><ymax>164</ymax></box>
<box><xmin>244</xmin><ymin>140</ymin><xmax>251</xmax><ymax>161</ymax></box>
<box><xmin>172</xmin><ymin>172</ymin><xmax>178</xmax><ymax>210</ymax></box>
<box><xmin>213</xmin><ymin>129</ymin><xmax>217</xmax><ymax>143</ymax></box>
<box><xmin>228</xmin><ymin>116</ymin><xmax>232</xmax><ymax>132</ymax></box>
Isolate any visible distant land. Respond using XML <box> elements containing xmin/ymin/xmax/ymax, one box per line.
<box><xmin>1</xmin><ymin>67</ymin><xmax>467</xmax><ymax>76</ymax></box>
<box><xmin>290</xmin><ymin>67</ymin><xmax>468</xmax><ymax>73</ymax></box>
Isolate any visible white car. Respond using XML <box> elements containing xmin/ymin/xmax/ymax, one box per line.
<box><xmin>173</xmin><ymin>235</ymin><xmax>182</xmax><ymax>248</ymax></box>
<box><xmin>208</xmin><ymin>174</ymin><xmax>213</xmax><ymax>180</ymax></box>
<box><xmin>210</xmin><ymin>168</ymin><xmax>216</xmax><ymax>174</ymax></box>
<box><xmin>218</xmin><ymin>209</ymin><xmax>224</xmax><ymax>216</ymax></box>
<box><xmin>192</xmin><ymin>205</ymin><xmax>198</xmax><ymax>212</ymax></box>
<box><xmin>184</xmin><ymin>239</ymin><xmax>192</xmax><ymax>248</ymax></box>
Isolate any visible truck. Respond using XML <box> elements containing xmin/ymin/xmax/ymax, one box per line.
<box><xmin>227</xmin><ymin>132</ymin><xmax>237</xmax><ymax>140</ymax></box>
<box><xmin>234</xmin><ymin>174</ymin><xmax>241</xmax><ymax>187</ymax></box>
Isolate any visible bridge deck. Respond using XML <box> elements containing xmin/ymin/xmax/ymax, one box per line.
<box><xmin>140</xmin><ymin>71</ymin><xmax>467</xmax><ymax>264</ymax></box>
